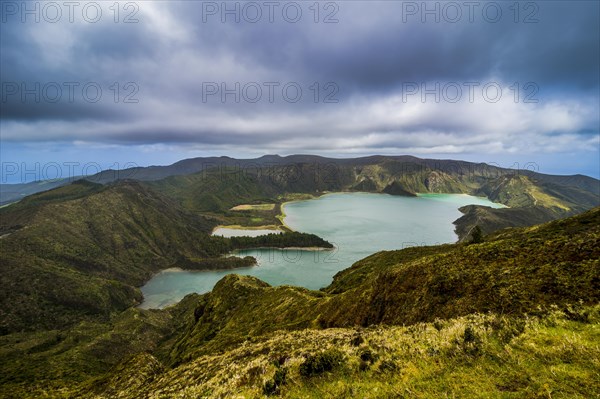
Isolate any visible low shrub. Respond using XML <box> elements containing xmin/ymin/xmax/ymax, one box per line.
<box><xmin>299</xmin><ymin>349</ymin><xmax>344</xmax><ymax>377</ymax></box>
<box><xmin>263</xmin><ymin>367</ymin><xmax>287</xmax><ymax>396</ymax></box>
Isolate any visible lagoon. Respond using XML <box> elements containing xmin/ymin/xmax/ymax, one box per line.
<box><xmin>139</xmin><ymin>193</ymin><xmax>504</xmax><ymax>309</ymax></box>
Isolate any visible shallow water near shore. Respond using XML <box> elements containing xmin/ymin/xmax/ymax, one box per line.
<box><xmin>139</xmin><ymin>193</ymin><xmax>504</xmax><ymax>309</ymax></box>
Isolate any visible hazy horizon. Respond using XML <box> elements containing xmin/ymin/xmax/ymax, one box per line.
<box><xmin>1</xmin><ymin>152</ymin><xmax>600</xmax><ymax>185</ymax></box>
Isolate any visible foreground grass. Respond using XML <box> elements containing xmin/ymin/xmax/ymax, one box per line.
<box><xmin>76</xmin><ymin>304</ymin><xmax>600</xmax><ymax>398</ymax></box>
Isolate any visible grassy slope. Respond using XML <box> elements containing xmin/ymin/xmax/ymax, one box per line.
<box><xmin>0</xmin><ymin>294</ymin><xmax>200</xmax><ymax>397</ymax></box>
<box><xmin>0</xmin><ymin>208</ymin><xmax>598</xmax><ymax>397</ymax></box>
<box><xmin>0</xmin><ymin>180</ymin><xmax>225</xmax><ymax>333</ymax></box>
<box><xmin>82</xmin><ymin>306</ymin><xmax>600</xmax><ymax>398</ymax></box>
<box><xmin>0</xmin><ymin>180</ymin><xmax>333</xmax><ymax>334</ymax></box>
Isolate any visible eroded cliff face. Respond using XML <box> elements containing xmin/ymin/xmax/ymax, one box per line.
<box><xmin>423</xmin><ymin>170</ymin><xmax>462</xmax><ymax>193</ymax></box>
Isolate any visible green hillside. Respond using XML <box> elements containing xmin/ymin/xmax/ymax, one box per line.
<box><xmin>80</xmin><ymin>305</ymin><xmax>600</xmax><ymax>398</ymax></box>
<box><xmin>164</xmin><ymin>208</ymin><xmax>600</xmax><ymax>365</ymax></box>
<box><xmin>0</xmin><ymin>180</ymin><xmax>330</xmax><ymax>334</ymax></box>
<box><xmin>1</xmin><ymin>208</ymin><xmax>597</xmax><ymax>398</ymax></box>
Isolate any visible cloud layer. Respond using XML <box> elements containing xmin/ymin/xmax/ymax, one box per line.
<box><xmin>1</xmin><ymin>1</ymin><xmax>599</xmax><ymax>164</ymax></box>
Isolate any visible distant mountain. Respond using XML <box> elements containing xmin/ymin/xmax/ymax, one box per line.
<box><xmin>87</xmin><ymin>155</ymin><xmax>600</xmax><ymax>205</ymax></box>
<box><xmin>136</xmin><ymin>156</ymin><xmax>598</xmax><ymax>239</ymax></box>
<box><xmin>3</xmin><ymin>154</ymin><xmax>598</xmax><ymax>201</ymax></box>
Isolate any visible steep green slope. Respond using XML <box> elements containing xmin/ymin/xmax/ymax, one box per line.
<box><xmin>0</xmin><ymin>180</ymin><xmax>223</xmax><ymax>333</ymax></box>
<box><xmin>454</xmin><ymin>174</ymin><xmax>598</xmax><ymax>241</ymax></box>
<box><xmin>475</xmin><ymin>174</ymin><xmax>598</xmax><ymax>211</ymax></box>
<box><xmin>146</xmin><ymin>169</ymin><xmax>278</xmax><ymax>214</ymax></box>
<box><xmin>0</xmin><ymin>180</ymin><xmax>331</xmax><ymax>334</ymax></box>
<box><xmin>0</xmin><ymin>294</ymin><xmax>201</xmax><ymax>397</ymax></box>
<box><xmin>454</xmin><ymin>204</ymin><xmax>560</xmax><ymax>239</ymax></box>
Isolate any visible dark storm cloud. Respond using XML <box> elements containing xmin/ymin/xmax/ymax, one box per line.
<box><xmin>167</xmin><ymin>1</ymin><xmax>600</xmax><ymax>93</ymax></box>
<box><xmin>0</xmin><ymin>0</ymin><xmax>598</xmax><ymax>157</ymax></box>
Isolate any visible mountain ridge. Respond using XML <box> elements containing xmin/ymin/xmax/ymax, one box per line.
<box><xmin>2</xmin><ymin>155</ymin><xmax>598</xmax><ymax>204</ymax></box>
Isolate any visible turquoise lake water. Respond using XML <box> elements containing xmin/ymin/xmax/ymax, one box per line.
<box><xmin>139</xmin><ymin>193</ymin><xmax>504</xmax><ymax>309</ymax></box>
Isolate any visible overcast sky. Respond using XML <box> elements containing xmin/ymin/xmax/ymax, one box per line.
<box><xmin>1</xmin><ymin>0</ymin><xmax>599</xmax><ymax>183</ymax></box>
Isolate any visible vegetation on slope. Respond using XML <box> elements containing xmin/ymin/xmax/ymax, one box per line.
<box><xmin>454</xmin><ymin>204</ymin><xmax>560</xmax><ymax>239</ymax></box>
<box><xmin>0</xmin><ymin>181</ymin><xmax>330</xmax><ymax>334</ymax></box>
<box><xmin>0</xmin><ymin>208</ymin><xmax>598</xmax><ymax>397</ymax></box>
<box><xmin>0</xmin><ymin>294</ymin><xmax>200</xmax><ymax>398</ymax></box>
<box><xmin>162</xmin><ymin>208</ymin><xmax>600</xmax><ymax>369</ymax></box>
<box><xmin>81</xmin><ymin>305</ymin><xmax>600</xmax><ymax>398</ymax></box>
<box><xmin>0</xmin><ymin>180</ymin><xmax>222</xmax><ymax>333</ymax></box>
<box><xmin>229</xmin><ymin>232</ymin><xmax>334</xmax><ymax>249</ymax></box>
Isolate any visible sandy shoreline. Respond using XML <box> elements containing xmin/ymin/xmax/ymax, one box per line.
<box><xmin>232</xmin><ymin>246</ymin><xmax>335</xmax><ymax>252</ymax></box>
<box><xmin>211</xmin><ymin>224</ymin><xmax>284</xmax><ymax>234</ymax></box>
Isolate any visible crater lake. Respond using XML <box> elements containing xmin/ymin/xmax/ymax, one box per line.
<box><xmin>139</xmin><ymin>193</ymin><xmax>504</xmax><ymax>308</ymax></box>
